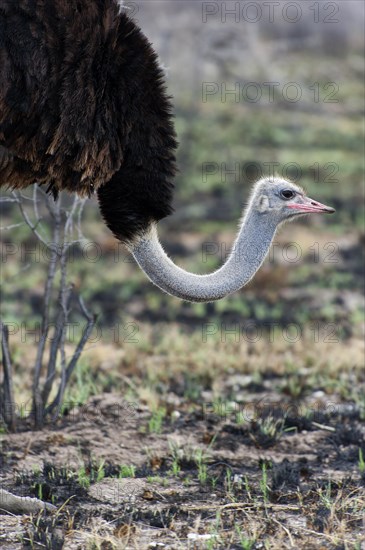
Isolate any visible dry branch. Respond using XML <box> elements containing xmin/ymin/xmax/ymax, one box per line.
<box><xmin>0</xmin><ymin>323</ymin><xmax>16</xmax><ymax>431</ymax></box>
<box><xmin>1</xmin><ymin>186</ymin><xmax>95</xmax><ymax>430</ymax></box>
<box><xmin>0</xmin><ymin>488</ymin><xmax>56</xmax><ymax>515</ymax></box>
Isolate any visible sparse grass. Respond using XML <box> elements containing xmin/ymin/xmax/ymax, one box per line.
<box><xmin>195</xmin><ymin>447</ymin><xmax>209</xmax><ymax>485</ymax></box>
<box><xmin>77</xmin><ymin>465</ymin><xmax>91</xmax><ymax>489</ymax></box>
<box><xmin>235</xmin><ymin>525</ymin><xmax>256</xmax><ymax>550</ymax></box>
<box><xmin>118</xmin><ymin>464</ymin><xmax>136</xmax><ymax>479</ymax></box>
<box><xmin>78</xmin><ymin>459</ymin><xmax>105</xmax><ymax>489</ymax></box>
<box><xmin>259</xmin><ymin>462</ymin><xmax>270</xmax><ymax>504</ymax></box>
<box><xmin>167</xmin><ymin>441</ymin><xmax>182</xmax><ymax>477</ymax></box>
<box><xmin>225</xmin><ymin>468</ymin><xmax>235</xmax><ymax>501</ymax></box>
<box><xmin>22</xmin><ymin>511</ymin><xmax>64</xmax><ymax>550</ymax></box>
<box><xmin>148</xmin><ymin>406</ymin><xmax>166</xmax><ymax>434</ymax></box>
<box><xmin>62</xmin><ymin>360</ymin><xmax>100</xmax><ymax>410</ymax></box>
<box><xmin>318</xmin><ymin>479</ymin><xmax>333</xmax><ymax>510</ymax></box>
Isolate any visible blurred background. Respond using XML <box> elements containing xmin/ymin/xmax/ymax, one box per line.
<box><xmin>1</xmin><ymin>4</ymin><xmax>364</xmax><ymax>544</ymax></box>
<box><xmin>1</xmin><ymin>0</ymin><xmax>364</xmax><ymax>402</ymax></box>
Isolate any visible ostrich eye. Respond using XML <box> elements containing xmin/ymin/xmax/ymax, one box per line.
<box><xmin>280</xmin><ymin>189</ymin><xmax>295</xmax><ymax>200</ymax></box>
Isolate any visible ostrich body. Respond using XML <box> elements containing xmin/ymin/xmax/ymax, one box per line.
<box><xmin>0</xmin><ymin>0</ymin><xmax>334</xmax><ymax>302</ymax></box>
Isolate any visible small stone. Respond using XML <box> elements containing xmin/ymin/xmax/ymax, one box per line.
<box><xmin>171</xmin><ymin>410</ymin><xmax>181</xmax><ymax>421</ymax></box>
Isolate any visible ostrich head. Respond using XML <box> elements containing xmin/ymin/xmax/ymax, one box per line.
<box><xmin>250</xmin><ymin>178</ymin><xmax>335</xmax><ymax>223</ymax></box>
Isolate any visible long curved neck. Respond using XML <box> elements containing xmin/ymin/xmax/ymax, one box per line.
<box><xmin>128</xmin><ymin>208</ymin><xmax>278</xmax><ymax>302</ymax></box>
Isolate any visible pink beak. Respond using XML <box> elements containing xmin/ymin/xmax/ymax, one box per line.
<box><xmin>288</xmin><ymin>196</ymin><xmax>335</xmax><ymax>214</ymax></box>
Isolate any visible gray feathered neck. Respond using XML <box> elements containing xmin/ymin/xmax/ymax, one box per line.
<box><xmin>128</xmin><ymin>189</ymin><xmax>278</xmax><ymax>302</ymax></box>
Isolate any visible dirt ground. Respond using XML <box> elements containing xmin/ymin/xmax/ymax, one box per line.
<box><xmin>1</xmin><ymin>373</ymin><xmax>364</xmax><ymax>549</ymax></box>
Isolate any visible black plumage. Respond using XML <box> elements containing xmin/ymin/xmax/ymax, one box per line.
<box><xmin>0</xmin><ymin>0</ymin><xmax>177</xmax><ymax>242</ymax></box>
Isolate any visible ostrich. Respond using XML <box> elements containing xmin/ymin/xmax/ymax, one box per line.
<box><xmin>0</xmin><ymin>0</ymin><xmax>335</xmax><ymax>303</ymax></box>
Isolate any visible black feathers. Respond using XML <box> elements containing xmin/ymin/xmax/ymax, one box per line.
<box><xmin>0</xmin><ymin>0</ymin><xmax>177</xmax><ymax>242</ymax></box>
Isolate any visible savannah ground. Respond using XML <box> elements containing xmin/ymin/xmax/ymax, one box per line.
<box><xmin>1</xmin><ymin>1</ymin><xmax>365</xmax><ymax>548</ymax></box>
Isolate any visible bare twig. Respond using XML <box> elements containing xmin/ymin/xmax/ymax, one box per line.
<box><xmin>64</xmin><ymin>194</ymin><xmax>81</xmax><ymax>240</ymax></box>
<box><xmin>40</xmin><ymin>286</ymin><xmax>73</xmax><ymax>414</ymax></box>
<box><xmin>62</xmin><ymin>314</ymin><xmax>96</xmax><ymax>391</ymax></box>
<box><xmin>32</xmin><ymin>196</ymin><xmax>62</xmax><ymax>427</ymax></box>
<box><xmin>0</xmin><ymin>488</ymin><xmax>56</xmax><ymax>514</ymax></box>
<box><xmin>12</xmin><ymin>190</ymin><xmax>49</xmax><ymax>247</ymax></box>
<box><xmin>0</xmin><ymin>323</ymin><xmax>16</xmax><ymax>431</ymax></box>
<box><xmin>17</xmin><ymin>192</ymin><xmax>39</xmax><ymax>202</ymax></box>
<box><xmin>0</xmin><ymin>222</ymin><xmax>25</xmax><ymax>231</ymax></box>
<box><xmin>32</xmin><ymin>185</ymin><xmax>44</xmax><ymax>234</ymax></box>
<box><xmin>311</xmin><ymin>421</ymin><xmax>336</xmax><ymax>432</ymax></box>
<box><xmin>47</xmin><ymin>296</ymin><xmax>97</xmax><ymax>420</ymax></box>
<box><xmin>41</xmin><ymin>195</ymin><xmax>95</xmax><ymax>422</ymax></box>
<box><xmin>270</xmin><ymin>516</ymin><xmax>295</xmax><ymax>547</ymax></box>
<box><xmin>3</xmin><ymin>187</ymin><xmax>95</xmax><ymax>429</ymax></box>
<box><xmin>76</xmin><ymin>198</ymin><xmax>87</xmax><ymax>242</ymax></box>
<box><xmin>54</xmin><ymin>216</ymin><xmax>74</xmax><ymax>416</ymax></box>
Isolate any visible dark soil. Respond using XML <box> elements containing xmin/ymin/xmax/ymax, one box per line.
<box><xmin>1</xmin><ymin>384</ymin><xmax>364</xmax><ymax>549</ymax></box>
